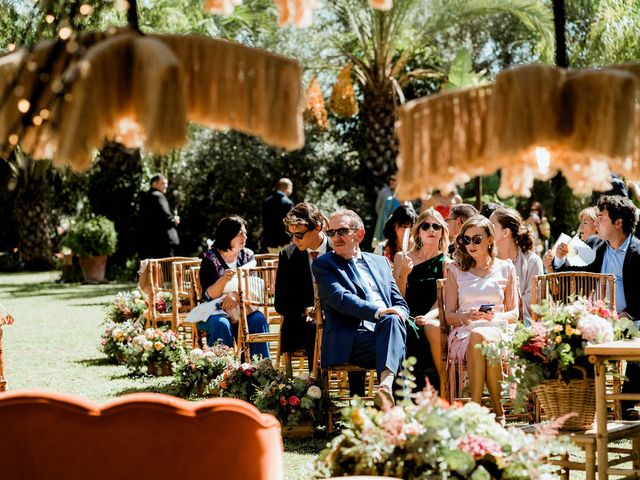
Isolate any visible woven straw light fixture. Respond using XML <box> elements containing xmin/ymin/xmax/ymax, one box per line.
<box><xmin>0</xmin><ymin>29</ymin><xmax>304</xmax><ymax>171</ymax></box>
<box><xmin>396</xmin><ymin>63</ymin><xmax>640</xmax><ymax>199</ymax></box>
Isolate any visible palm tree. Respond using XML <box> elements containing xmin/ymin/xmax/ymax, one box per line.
<box><xmin>329</xmin><ymin>0</ymin><xmax>554</xmax><ymax>178</ymax></box>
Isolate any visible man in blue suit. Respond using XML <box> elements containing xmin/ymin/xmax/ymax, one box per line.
<box><xmin>312</xmin><ymin>210</ymin><xmax>408</xmax><ymax>405</ymax></box>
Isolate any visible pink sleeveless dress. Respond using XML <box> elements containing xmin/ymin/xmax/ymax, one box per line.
<box><xmin>447</xmin><ymin>258</ymin><xmax>517</xmax><ymax>394</ymax></box>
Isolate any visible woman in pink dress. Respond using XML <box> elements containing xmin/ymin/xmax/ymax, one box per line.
<box><xmin>444</xmin><ymin>215</ymin><xmax>519</xmax><ymax>424</ymax></box>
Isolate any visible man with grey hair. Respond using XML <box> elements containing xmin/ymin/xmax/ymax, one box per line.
<box><xmin>445</xmin><ymin>203</ymin><xmax>478</xmax><ymax>254</ymax></box>
<box><xmin>312</xmin><ymin>209</ymin><xmax>408</xmax><ymax>406</ymax></box>
<box><xmin>262</xmin><ymin>178</ymin><xmax>294</xmax><ymax>253</ymax></box>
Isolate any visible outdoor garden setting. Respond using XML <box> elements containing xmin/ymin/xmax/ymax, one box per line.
<box><xmin>2</xmin><ymin>0</ymin><xmax>640</xmax><ymax>479</ymax></box>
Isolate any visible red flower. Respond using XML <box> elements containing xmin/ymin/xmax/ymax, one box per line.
<box><xmin>280</xmin><ymin>397</ymin><xmax>288</xmax><ymax>406</ymax></box>
<box><xmin>289</xmin><ymin>395</ymin><xmax>301</xmax><ymax>406</ymax></box>
<box><xmin>521</xmin><ymin>323</ymin><xmax>548</xmax><ymax>360</ymax></box>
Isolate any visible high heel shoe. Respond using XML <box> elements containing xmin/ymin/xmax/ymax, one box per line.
<box><xmin>495</xmin><ymin>415</ymin><xmax>506</xmax><ymax>428</ymax></box>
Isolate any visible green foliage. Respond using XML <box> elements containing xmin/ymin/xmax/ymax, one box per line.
<box><xmin>64</xmin><ymin>215</ymin><xmax>118</xmax><ymax>257</ymax></box>
<box><xmin>171</xmin><ymin>126</ymin><xmax>363</xmax><ymax>253</ymax></box>
<box><xmin>173</xmin><ymin>343</ymin><xmax>236</xmax><ymax>396</ymax></box>
<box><xmin>311</xmin><ymin>387</ymin><xmax>574</xmax><ymax>478</ymax></box>
<box><xmin>446</xmin><ymin>48</ymin><xmax>488</xmax><ymax>89</ymax></box>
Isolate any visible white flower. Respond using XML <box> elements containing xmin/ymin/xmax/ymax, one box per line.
<box><xmin>143</xmin><ymin>340</ymin><xmax>154</xmax><ymax>351</ymax></box>
<box><xmin>190</xmin><ymin>348</ymin><xmax>205</xmax><ymax>363</ymax></box>
<box><xmin>144</xmin><ymin>328</ymin><xmax>156</xmax><ymax>340</ymax></box>
<box><xmin>306</xmin><ymin>386</ymin><xmax>322</xmax><ymax>399</ymax></box>
<box><xmin>577</xmin><ymin>314</ymin><xmax>614</xmax><ymax>343</ymax></box>
<box><xmin>296</xmin><ymin>372</ymin><xmax>310</xmax><ymax>382</ymax></box>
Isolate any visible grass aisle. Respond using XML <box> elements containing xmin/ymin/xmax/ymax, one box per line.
<box><xmin>0</xmin><ymin>271</ymin><xmax>322</xmax><ymax>479</ymax></box>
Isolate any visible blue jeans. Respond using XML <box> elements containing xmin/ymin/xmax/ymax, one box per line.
<box><xmin>197</xmin><ymin>311</ymin><xmax>270</xmax><ymax>359</ymax></box>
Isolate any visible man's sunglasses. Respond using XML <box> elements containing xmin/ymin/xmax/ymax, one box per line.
<box><xmin>326</xmin><ymin>227</ymin><xmax>355</xmax><ymax>238</ymax></box>
<box><xmin>461</xmin><ymin>234</ymin><xmax>484</xmax><ymax>246</ymax></box>
<box><xmin>419</xmin><ymin>222</ymin><xmax>442</xmax><ymax>232</ymax></box>
<box><xmin>286</xmin><ymin>229</ymin><xmax>310</xmax><ymax>240</ymax></box>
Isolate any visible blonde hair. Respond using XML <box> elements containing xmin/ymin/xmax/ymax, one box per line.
<box><xmin>454</xmin><ymin>215</ymin><xmax>496</xmax><ymax>271</ymax></box>
<box><xmin>579</xmin><ymin>206</ymin><xmax>598</xmax><ymax>222</ymax></box>
<box><xmin>412</xmin><ymin>208</ymin><xmax>449</xmax><ymax>254</ymax></box>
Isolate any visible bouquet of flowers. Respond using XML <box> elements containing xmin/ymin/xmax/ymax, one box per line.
<box><xmin>485</xmin><ymin>297</ymin><xmax>638</xmax><ymax>409</ymax></box>
<box><xmin>155</xmin><ymin>292</ymin><xmax>173</xmax><ymax>314</ymax></box>
<box><xmin>173</xmin><ymin>343</ymin><xmax>235</xmax><ymax>396</ymax></box>
<box><xmin>211</xmin><ymin>357</ymin><xmax>279</xmax><ymax>402</ymax></box>
<box><xmin>100</xmin><ymin>320</ymin><xmax>144</xmax><ymax>364</ymax></box>
<box><xmin>253</xmin><ymin>372</ymin><xmax>322</xmax><ymax>427</ymax></box>
<box><xmin>105</xmin><ymin>289</ymin><xmax>146</xmax><ymax>323</ymax></box>
<box><xmin>125</xmin><ymin>327</ymin><xmax>183</xmax><ymax>374</ymax></box>
<box><xmin>311</xmin><ymin>387</ymin><xmax>574</xmax><ymax>479</ymax></box>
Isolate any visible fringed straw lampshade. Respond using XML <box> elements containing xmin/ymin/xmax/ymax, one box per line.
<box><xmin>396</xmin><ymin>63</ymin><xmax>640</xmax><ymax>199</ymax></box>
<box><xmin>0</xmin><ymin>304</ymin><xmax>13</xmax><ymax>326</ymax></box>
<box><xmin>0</xmin><ymin>30</ymin><xmax>304</xmax><ymax>171</ymax></box>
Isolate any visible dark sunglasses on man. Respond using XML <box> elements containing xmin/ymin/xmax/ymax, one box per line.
<box><xmin>461</xmin><ymin>234</ymin><xmax>484</xmax><ymax>246</ymax></box>
<box><xmin>419</xmin><ymin>222</ymin><xmax>441</xmax><ymax>232</ymax></box>
<box><xmin>326</xmin><ymin>227</ymin><xmax>355</xmax><ymax>238</ymax></box>
<box><xmin>286</xmin><ymin>229</ymin><xmax>310</xmax><ymax>240</ymax></box>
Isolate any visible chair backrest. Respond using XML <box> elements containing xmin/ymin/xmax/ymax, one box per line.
<box><xmin>254</xmin><ymin>253</ymin><xmax>279</xmax><ymax>267</ymax></box>
<box><xmin>147</xmin><ymin>257</ymin><xmax>193</xmax><ymax>328</ymax></box>
<box><xmin>0</xmin><ymin>391</ymin><xmax>283</xmax><ymax>480</ymax></box>
<box><xmin>237</xmin><ymin>265</ymin><xmax>280</xmax><ymax>342</ymax></box>
<box><xmin>436</xmin><ymin>278</ymin><xmax>450</xmax><ymax>401</ymax></box>
<box><xmin>531</xmin><ymin>272</ymin><xmax>616</xmax><ymax>317</ymax></box>
<box><xmin>189</xmin><ymin>266</ymin><xmax>202</xmax><ymax>306</ymax></box>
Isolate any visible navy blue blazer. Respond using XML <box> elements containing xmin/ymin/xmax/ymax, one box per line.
<box><xmin>312</xmin><ymin>251</ymin><xmax>409</xmax><ymax>367</ymax></box>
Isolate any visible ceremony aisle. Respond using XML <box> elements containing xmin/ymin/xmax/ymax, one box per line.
<box><xmin>0</xmin><ymin>271</ymin><xmax>320</xmax><ymax>480</ymax></box>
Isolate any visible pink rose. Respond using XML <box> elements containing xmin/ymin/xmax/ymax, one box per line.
<box><xmin>289</xmin><ymin>395</ymin><xmax>301</xmax><ymax>406</ymax></box>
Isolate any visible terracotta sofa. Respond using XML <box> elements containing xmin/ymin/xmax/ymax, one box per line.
<box><xmin>0</xmin><ymin>391</ymin><xmax>283</xmax><ymax>480</ymax></box>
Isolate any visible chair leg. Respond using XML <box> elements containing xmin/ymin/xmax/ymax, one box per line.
<box><xmin>283</xmin><ymin>352</ymin><xmax>293</xmax><ymax>378</ymax></box>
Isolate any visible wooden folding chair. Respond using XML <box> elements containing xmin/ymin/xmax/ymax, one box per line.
<box><xmin>531</xmin><ymin>272</ymin><xmax>622</xmax><ymax>420</ymax></box>
<box><xmin>313</xmin><ymin>283</ymin><xmax>376</xmax><ymax>433</ymax></box>
<box><xmin>188</xmin><ymin>266</ymin><xmax>205</xmax><ymax>349</ymax></box>
<box><xmin>170</xmin><ymin>259</ymin><xmax>202</xmax><ymax>345</ymax></box>
<box><xmin>147</xmin><ymin>256</ymin><xmax>193</xmax><ymax>331</ymax></box>
<box><xmin>0</xmin><ymin>304</ymin><xmax>13</xmax><ymax>392</ymax></box>
<box><xmin>236</xmin><ymin>265</ymin><xmax>281</xmax><ymax>363</ymax></box>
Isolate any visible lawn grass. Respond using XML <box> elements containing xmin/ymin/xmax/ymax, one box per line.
<box><xmin>0</xmin><ymin>271</ymin><xmax>323</xmax><ymax>479</ymax></box>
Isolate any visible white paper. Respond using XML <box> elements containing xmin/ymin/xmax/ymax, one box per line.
<box><xmin>553</xmin><ymin>232</ymin><xmax>596</xmax><ymax>267</ymax></box>
<box><xmin>401</xmin><ymin>228</ymin><xmax>410</xmax><ymax>254</ymax></box>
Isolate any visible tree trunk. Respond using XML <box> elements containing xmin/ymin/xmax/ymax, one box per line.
<box><xmin>14</xmin><ymin>178</ymin><xmax>53</xmax><ymax>270</ymax></box>
<box><xmin>360</xmin><ymin>83</ymin><xmax>399</xmax><ymax>179</ymax></box>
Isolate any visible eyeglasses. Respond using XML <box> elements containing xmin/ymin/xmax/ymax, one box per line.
<box><xmin>419</xmin><ymin>222</ymin><xmax>442</xmax><ymax>232</ymax></box>
<box><xmin>286</xmin><ymin>229</ymin><xmax>310</xmax><ymax>240</ymax></box>
<box><xmin>326</xmin><ymin>227</ymin><xmax>355</xmax><ymax>238</ymax></box>
<box><xmin>461</xmin><ymin>234</ymin><xmax>484</xmax><ymax>246</ymax></box>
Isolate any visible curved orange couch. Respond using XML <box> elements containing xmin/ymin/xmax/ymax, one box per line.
<box><xmin>0</xmin><ymin>391</ymin><xmax>283</xmax><ymax>480</ymax></box>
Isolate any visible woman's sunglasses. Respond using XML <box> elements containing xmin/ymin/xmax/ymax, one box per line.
<box><xmin>419</xmin><ymin>222</ymin><xmax>442</xmax><ymax>232</ymax></box>
<box><xmin>286</xmin><ymin>229</ymin><xmax>310</xmax><ymax>240</ymax></box>
<box><xmin>461</xmin><ymin>234</ymin><xmax>484</xmax><ymax>245</ymax></box>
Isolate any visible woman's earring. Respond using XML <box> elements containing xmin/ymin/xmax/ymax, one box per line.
<box><xmin>416</xmin><ymin>237</ymin><xmax>423</xmax><ymax>249</ymax></box>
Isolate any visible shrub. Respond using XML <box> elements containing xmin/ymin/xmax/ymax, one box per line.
<box><xmin>64</xmin><ymin>215</ymin><xmax>117</xmax><ymax>257</ymax></box>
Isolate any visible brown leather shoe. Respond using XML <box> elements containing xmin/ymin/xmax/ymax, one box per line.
<box><xmin>374</xmin><ymin>385</ymin><xmax>394</xmax><ymax>409</ymax></box>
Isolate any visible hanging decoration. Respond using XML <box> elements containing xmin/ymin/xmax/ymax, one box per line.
<box><xmin>328</xmin><ymin>63</ymin><xmax>359</xmax><ymax>118</ymax></box>
<box><xmin>396</xmin><ymin>63</ymin><xmax>640</xmax><ymax>199</ymax></box>
<box><xmin>303</xmin><ymin>76</ymin><xmax>328</xmax><ymax>129</ymax></box>
<box><xmin>0</xmin><ymin>30</ymin><xmax>304</xmax><ymax>171</ymax></box>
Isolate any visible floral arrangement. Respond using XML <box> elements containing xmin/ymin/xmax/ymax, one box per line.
<box><xmin>485</xmin><ymin>297</ymin><xmax>638</xmax><ymax>408</ymax></box>
<box><xmin>253</xmin><ymin>371</ymin><xmax>322</xmax><ymax>427</ymax></box>
<box><xmin>173</xmin><ymin>343</ymin><xmax>236</xmax><ymax>396</ymax></box>
<box><xmin>210</xmin><ymin>357</ymin><xmax>322</xmax><ymax>428</ymax></box>
<box><xmin>155</xmin><ymin>292</ymin><xmax>173</xmax><ymax>314</ymax></box>
<box><xmin>211</xmin><ymin>357</ymin><xmax>279</xmax><ymax>401</ymax></box>
<box><xmin>100</xmin><ymin>320</ymin><xmax>144</xmax><ymax>363</ymax></box>
<box><xmin>125</xmin><ymin>327</ymin><xmax>183</xmax><ymax>373</ymax></box>
<box><xmin>311</xmin><ymin>387</ymin><xmax>574</xmax><ymax>479</ymax></box>
<box><xmin>105</xmin><ymin>289</ymin><xmax>146</xmax><ymax>323</ymax></box>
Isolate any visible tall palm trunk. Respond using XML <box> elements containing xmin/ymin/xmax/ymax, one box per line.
<box><xmin>360</xmin><ymin>81</ymin><xmax>398</xmax><ymax>178</ymax></box>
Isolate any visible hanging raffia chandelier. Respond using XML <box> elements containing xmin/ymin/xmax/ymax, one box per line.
<box><xmin>396</xmin><ymin>63</ymin><xmax>640</xmax><ymax>199</ymax></box>
<box><xmin>0</xmin><ymin>27</ymin><xmax>304</xmax><ymax>171</ymax></box>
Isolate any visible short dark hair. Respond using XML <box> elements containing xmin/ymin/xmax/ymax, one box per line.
<box><xmin>283</xmin><ymin>202</ymin><xmax>327</xmax><ymax>230</ymax></box>
<box><xmin>449</xmin><ymin>204</ymin><xmax>478</xmax><ymax>222</ymax></box>
<box><xmin>214</xmin><ymin>215</ymin><xmax>246</xmax><ymax>250</ymax></box>
<box><xmin>150</xmin><ymin>173</ymin><xmax>165</xmax><ymax>186</ymax></box>
<box><xmin>596</xmin><ymin>195</ymin><xmax>638</xmax><ymax>236</ymax></box>
<box><xmin>480</xmin><ymin>202</ymin><xmax>502</xmax><ymax>219</ymax></box>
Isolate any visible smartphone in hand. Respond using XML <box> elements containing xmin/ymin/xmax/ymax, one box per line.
<box><xmin>479</xmin><ymin>304</ymin><xmax>495</xmax><ymax>313</ymax></box>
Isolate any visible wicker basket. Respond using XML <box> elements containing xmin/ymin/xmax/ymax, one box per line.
<box><xmin>147</xmin><ymin>362</ymin><xmax>173</xmax><ymax>377</ymax></box>
<box><xmin>532</xmin><ymin>366</ymin><xmax>595</xmax><ymax>430</ymax></box>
